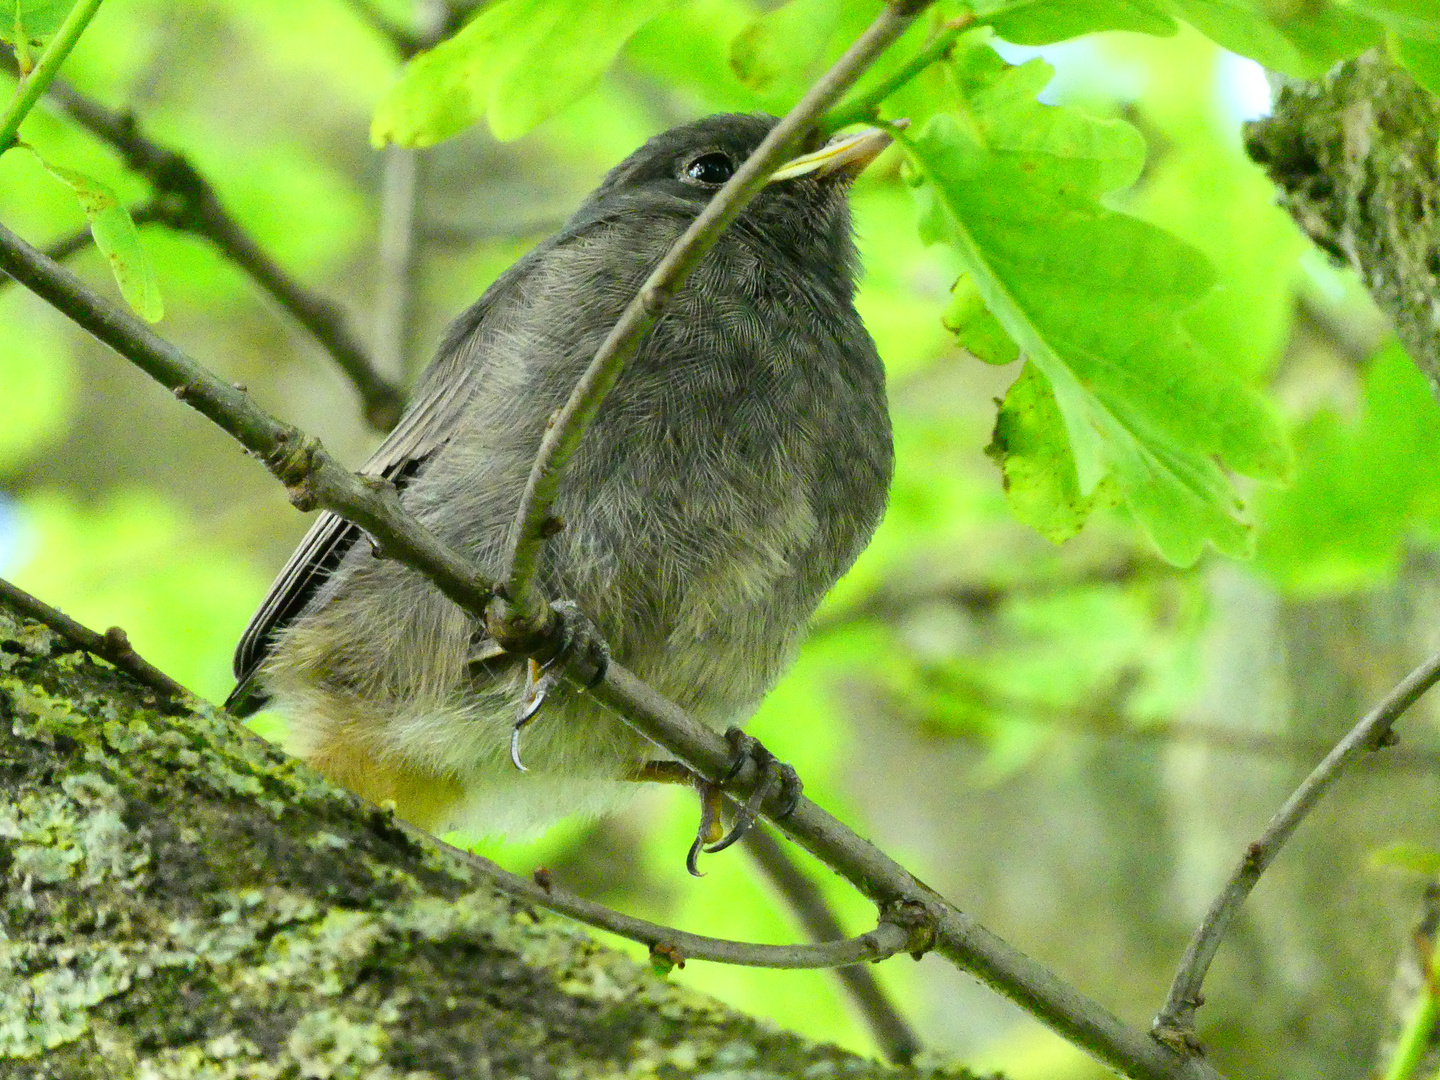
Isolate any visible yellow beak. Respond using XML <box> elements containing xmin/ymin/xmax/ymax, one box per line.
<box><xmin>767</xmin><ymin>121</ymin><xmax>908</xmax><ymax>182</ymax></box>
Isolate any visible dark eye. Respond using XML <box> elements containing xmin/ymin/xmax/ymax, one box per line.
<box><xmin>684</xmin><ymin>152</ymin><xmax>736</xmax><ymax>186</ymax></box>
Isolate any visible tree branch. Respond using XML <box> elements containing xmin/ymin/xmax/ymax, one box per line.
<box><xmin>1245</xmin><ymin>50</ymin><xmax>1440</xmax><ymax>398</ymax></box>
<box><xmin>0</xmin><ymin>596</ymin><xmax>946</xmax><ymax>1080</ymax></box>
<box><xmin>1153</xmin><ymin>647</ymin><xmax>1440</xmax><ymax>1048</ymax></box>
<box><xmin>0</xmin><ymin>0</ymin><xmax>103</xmax><ymax>153</ymax></box>
<box><xmin>0</xmin><ymin>50</ymin><xmax>405</xmax><ymax>430</ymax></box>
<box><xmin>743</xmin><ymin>828</ymin><xmax>924</xmax><ymax>1064</ymax></box>
<box><xmin>433</xmin><ymin>834</ymin><xmax>912</xmax><ymax>971</ymax></box>
<box><xmin>0</xmin><ymin>220</ymin><xmax>492</xmax><ymax>619</ymax></box>
<box><xmin>0</xmin><ymin>575</ymin><xmax>189</xmax><ymax>703</ymax></box>
<box><xmin>0</xmin><ymin>196</ymin><xmax>161</xmax><ymax>294</ymax></box>
<box><xmin>821</xmin><ymin>12</ymin><xmax>974</xmax><ymax>133</ymax></box>
<box><xmin>0</xmin><ymin>218</ymin><xmax>1222</xmax><ymax>1080</ymax></box>
<box><xmin>494</xmin><ymin>0</ymin><xmax>938</xmax><ymax>626</ymax></box>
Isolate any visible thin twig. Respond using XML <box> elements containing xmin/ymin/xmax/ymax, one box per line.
<box><xmin>0</xmin><ymin>220</ymin><xmax>492</xmax><ymax>619</ymax></box>
<box><xmin>585</xmin><ymin>664</ymin><xmax>1223</xmax><ymax>1080</ymax></box>
<box><xmin>821</xmin><ymin>12</ymin><xmax>974</xmax><ymax>133</ymax></box>
<box><xmin>422</xmin><ymin>827</ymin><xmax>910</xmax><ymax>970</ymax></box>
<box><xmin>494</xmin><ymin>0</ymin><xmax>937</xmax><ymax>626</ymax></box>
<box><xmin>0</xmin><ymin>207</ymin><xmax>1224</xmax><ymax>1080</ymax></box>
<box><xmin>1153</xmin><ymin>648</ymin><xmax>1440</xmax><ymax>1048</ymax></box>
<box><xmin>0</xmin><ymin>0</ymin><xmax>104</xmax><ymax>154</ymax></box>
<box><xmin>0</xmin><ymin>575</ymin><xmax>190</xmax><ymax>702</ymax></box>
<box><xmin>0</xmin><ymin>50</ymin><xmax>405</xmax><ymax>431</ymax></box>
<box><xmin>743</xmin><ymin>828</ymin><xmax>923</xmax><ymax>1064</ymax></box>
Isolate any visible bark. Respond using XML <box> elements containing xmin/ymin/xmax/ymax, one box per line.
<box><xmin>1245</xmin><ymin>50</ymin><xmax>1440</xmax><ymax>396</ymax></box>
<box><xmin>0</xmin><ymin>598</ymin><xmax>961</xmax><ymax>1080</ymax></box>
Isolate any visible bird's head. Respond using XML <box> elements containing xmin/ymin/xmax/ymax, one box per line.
<box><xmin>580</xmin><ymin>113</ymin><xmax>896</xmax><ymax>292</ymax></box>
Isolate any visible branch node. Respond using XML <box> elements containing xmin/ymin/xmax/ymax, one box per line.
<box><xmin>880</xmin><ymin>898</ymin><xmax>939</xmax><ymax>960</ymax></box>
<box><xmin>532</xmin><ymin>867</ymin><xmax>553</xmax><ymax>892</ymax></box>
<box><xmin>266</xmin><ymin>431</ymin><xmax>323</xmax><ymax>507</ymax></box>
<box><xmin>649</xmin><ymin>942</ymin><xmax>686</xmax><ymax>974</ymax></box>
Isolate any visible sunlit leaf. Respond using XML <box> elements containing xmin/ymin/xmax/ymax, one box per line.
<box><xmin>943</xmin><ymin>273</ymin><xmax>1018</xmax><ymax>365</ymax></box>
<box><xmin>34</xmin><ymin>154</ymin><xmax>164</xmax><ymax>322</ymax></box>
<box><xmin>0</xmin><ymin>0</ymin><xmax>71</xmax><ymax>47</ymax></box>
<box><xmin>901</xmin><ymin>55</ymin><xmax>1292</xmax><ymax>564</ymax></box>
<box><xmin>0</xmin><ymin>306</ymin><xmax>73</xmax><ymax>467</ymax></box>
<box><xmin>1397</xmin><ymin>35</ymin><xmax>1440</xmax><ymax>94</ymax></box>
<box><xmin>982</xmin><ymin>0</ymin><xmax>1177</xmax><ymax>44</ymax></box>
<box><xmin>1340</xmin><ymin>0</ymin><xmax>1440</xmax><ymax>41</ymax></box>
<box><xmin>986</xmin><ymin>362</ymin><xmax>1112</xmax><ymax>544</ymax></box>
<box><xmin>1163</xmin><ymin>0</ymin><xmax>1382</xmax><ymax>77</ymax></box>
<box><xmin>1370</xmin><ymin>841</ymin><xmax>1440</xmax><ymax>875</ymax></box>
<box><xmin>372</xmin><ymin>0</ymin><xmax>679</xmax><ymax>146</ymax></box>
<box><xmin>1255</xmin><ymin>343</ymin><xmax>1440</xmax><ymax>594</ymax></box>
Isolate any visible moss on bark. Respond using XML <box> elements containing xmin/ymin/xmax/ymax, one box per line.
<box><xmin>0</xmin><ymin>599</ymin><xmax>966</xmax><ymax>1080</ymax></box>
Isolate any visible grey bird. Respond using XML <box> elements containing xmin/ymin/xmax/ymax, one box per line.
<box><xmin>227</xmin><ymin>113</ymin><xmax>893</xmax><ymax>855</ymax></box>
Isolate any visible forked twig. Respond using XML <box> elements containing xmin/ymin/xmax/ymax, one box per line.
<box><xmin>1153</xmin><ymin>648</ymin><xmax>1440</xmax><ymax>1048</ymax></box>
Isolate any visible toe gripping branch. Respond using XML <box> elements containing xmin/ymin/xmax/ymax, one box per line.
<box><xmin>687</xmin><ymin>728</ymin><xmax>804</xmax><ymax>877</ymax></box>
<box><xmin>509</xmin><ymin>600</ymin><xmax>610</xmax><ymax>771</ymax></box>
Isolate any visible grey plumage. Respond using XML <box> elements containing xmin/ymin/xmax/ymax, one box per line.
<box><xmin>228</xmin><ymin>114</ymin><xmax>893</xmax><ymax>836</ymax></box>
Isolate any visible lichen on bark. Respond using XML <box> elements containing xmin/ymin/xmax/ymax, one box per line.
<box><xmin>0</xmin><ymin>600</ymin><xmax>964</xmax><ymax>1080</ymax></box>
<box><xmin>1246</xmin><ymin>50</ymin><xmax>1440</xmax><ymax>397</ymax></box>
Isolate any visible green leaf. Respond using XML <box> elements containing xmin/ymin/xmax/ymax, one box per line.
<box><xmin>943</xmin><ymin>273</ymin><xmax>1018</xmax><ymax>365</ymax></box>
<box><xmin>1370</xmin><ymin>842</ymin><xmax>1440</xmax><ymax>875</ymax></box>
<box><xmin>1255</xmin><ymin>343</ymin><xmax>1440</xmax><ymax>594</ymax></box>
<box><xmin>986</xmin><ymin>362</ymin><xmax>1114</xmax><ymax>543</ymax></box>
<box><xmin>981</xmin><ymin>0</ymin><xmax>1177</xmax><ymax>44</ymax></box>
<box><xmin>35</xmin><ymin>155</ymin><xmax>164</xmax><ymax>322</ymax></box>
<box><xmin>1341</xmin><ymin>0</ymin><xmax>1440</xmax><ymax>41</ymax></box>
<box><xmin>901</xmin><ymin>56</ymin><xmax>1292</xmax><ymax>565</ymax></box>
<box><xmin>1397</xmin><ymin>35</ymin><xmax>1440</xmax><ymax>94</ymax></box>
<box><xmin>0</xmin><ymin>0</ymin><xmax>71</xmax><ymax>47</ymax></box>
<box><xmin>1163</xmin><ymin>0</ymin><xmax>1382</xmax><ymax>77</ymax></box>
<box><xmin>372</xmin><ymin>0</ymin><xmax>678</xmax><ymax>146</ymax></box>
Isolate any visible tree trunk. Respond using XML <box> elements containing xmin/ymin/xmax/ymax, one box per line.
<box><xmin>0</xmin><ymin>598</ymin><xmax>951</xmax><ymax>1079</ymax></box>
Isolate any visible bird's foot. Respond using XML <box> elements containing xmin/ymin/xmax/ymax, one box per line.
<box><xmin>685</xmin><ymin>728</ymin><xmax>802</xmax><ymax>877</ymax></box>
<box><xmin>510</xmin><ymin>600</ymin><xmax>610</xmax><ymax>771</ymax></box>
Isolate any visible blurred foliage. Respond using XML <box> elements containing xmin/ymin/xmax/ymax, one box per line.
<box><xmin>3</xmin><ymin>0</ymin><xmax>1440</xmax><ymax>1076</ymax></box>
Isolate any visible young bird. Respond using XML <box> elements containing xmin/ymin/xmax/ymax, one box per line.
<box><xmin>227</xmin><ymin>114</ymin><xmax>893</xmax><ymax>849</ymax></box>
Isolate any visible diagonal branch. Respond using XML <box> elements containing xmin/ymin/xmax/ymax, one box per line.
<box><xmin>0</xmin><ymin>50</ymin><xmax>405</xmax><ymax>430</ymax></box>
<box><xmin>494</xmin><ymin>0</ymin><xmax>946</xmax><ymax>625</ymax></box>
<box><xmin>743</xmin><ymin>828</ymin><xmax>924</xmax><ymax>1064</ymax></box>
<box><xmin>1153</xmin><ymin>648</ymin><xmax>1440</xmax><ymax>1049</ymax></box>
<box><xmin>0</xmin><ymin>212</ymin><xmax>1223</xmax><ymax>1080</ymax></box>
<box><xmin>0</xmin><ymin>575</ymin><xmax>189</xmax><ymax>703</ymax></box>
<box><xmin>0</xmin><ymin>220</ymin><xmax>491</xmax><ymax>620</ymax></box>
<box><xmin>431</xmin><ymin>831</ymin><xmax>913</xmax><ymax>971</ymax></box>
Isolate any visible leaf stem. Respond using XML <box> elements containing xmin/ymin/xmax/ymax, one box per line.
<box><xmin>0</xmin><ymin>0</ymin><xmax>105</xmax><ymax>155</ymax></box>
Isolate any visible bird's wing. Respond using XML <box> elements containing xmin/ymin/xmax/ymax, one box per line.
<box><xmin>225</xmin><ymin>298</ymin><xmax>497</xmax><ymax>716</ymax></box>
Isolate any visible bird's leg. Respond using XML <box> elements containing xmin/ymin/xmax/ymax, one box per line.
<box><xmin>630</xmin><ymin>730</ymin><xmax>803</xmax><ymax>877</ymax></box>
<box><xmin>510</xmin><ymin>600</ymin><xmax>610</xmax><ymax>771</ymax></box>
<box><xmin>704</xmin><ymin>728</ymin><xmax>803</xmax><ymax>852</ymax></box>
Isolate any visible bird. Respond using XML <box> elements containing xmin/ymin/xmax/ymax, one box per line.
<box><xmin>226</xmin><ymin>112</ymin><xmax>894</xmax><ymax>861</ymax></box>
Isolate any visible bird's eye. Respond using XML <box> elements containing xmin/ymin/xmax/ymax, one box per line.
<box><xmin>684</xmin><ymin>152</ymin><xmax>736</xmax><ymax>186</ymax></box>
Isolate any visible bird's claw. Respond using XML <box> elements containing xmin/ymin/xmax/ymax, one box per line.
<box><xmin>510</xmin><ymin>600</ymin><xmax>611</xmax><ymax>772</ymax></box>
<box><xmin>685</xmin><ymin>728</ymin><xmax>802</xmax><ymax>876</ymax></box>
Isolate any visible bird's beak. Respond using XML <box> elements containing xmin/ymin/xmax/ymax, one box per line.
<box><xmin>767</xmin><ymin>120</ymin><xmax>908</xmax><ymax>183</ymax></box>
